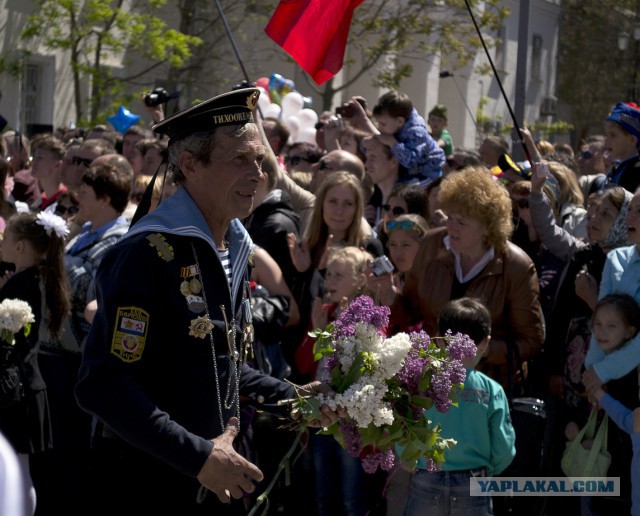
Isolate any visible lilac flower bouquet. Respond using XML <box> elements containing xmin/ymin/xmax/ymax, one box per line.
<box><xmin>293</xmin><ymin>295</ymin><xmax>477</xmax><ymax>473</ymax></box>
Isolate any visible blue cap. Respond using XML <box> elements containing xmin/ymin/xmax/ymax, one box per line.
<box><xmin>607</xmin><ymin>102</ymin><xmax>640</xmax><ymax>146</ymax></box>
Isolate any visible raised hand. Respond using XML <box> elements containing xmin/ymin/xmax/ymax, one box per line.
<box><xmin>287</xmin><ymin>232</ymin><xmax>311</xmax><ymax>273</ymax></box>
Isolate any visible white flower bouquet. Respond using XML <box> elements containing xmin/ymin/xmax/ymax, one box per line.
<box><xmin>293</xmin><ymin>295</ymin><xmax>477</xmax><ymax>473</ymax></box>
<box><xmin>0</xmin><ymin>299</ymin><xmax>35</xmax><ymax>345</ymax></box>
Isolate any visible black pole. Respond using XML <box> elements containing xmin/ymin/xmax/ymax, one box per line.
<box><xmin>215</xmin><ymin>0</ymin><xmax>252</xmax><ymax>83</ymax></box>
<box><xmin>214</xmin><ymin>0</ymin><xmax>265</xmax><ymax>120</ymax></box>
<box><xmin>463</xmin><ymin>0</ymin><xmax>532</xmax><ymax>162</ymax></box>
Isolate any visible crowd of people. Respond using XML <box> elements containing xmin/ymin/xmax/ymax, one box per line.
<box><xmin>0</xmin><ymin>85</ymin><xmax>638</xmax><ymax>516</ymax></box>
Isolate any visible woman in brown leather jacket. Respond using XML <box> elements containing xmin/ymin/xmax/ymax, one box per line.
<box><xmin>390</xmin><ymin>167</ymin><xmax>544</xmax><ymax>390</ymax></box>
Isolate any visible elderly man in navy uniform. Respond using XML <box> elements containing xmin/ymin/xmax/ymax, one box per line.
<box><xmin>75</xmin><ymin>88</ymin><xmax>336</xmax><ymax>514</ymax></box>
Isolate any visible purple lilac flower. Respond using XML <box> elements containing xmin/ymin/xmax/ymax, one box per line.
<box><xmin>341</xmin><ymin>421</ymin><xmax>362</xmax><ymax>457</ymax></box>
<box><xmin>325</xmin><ymin>353</ymin><xmax>339</xmax><ymax>373</ymax></box>
<box><xmin>396</xmin><ymin>353</ymin><xmax>427</xmax><ymax>395</ymax></box>
<box><xmin>333</xmin><ymin>296</ymin><xmax>389</xmax><ymax>339</ymax></box>
<box><xmin>361</xmin><ymin>452</ymin><xmax>381</xmax><ymax>474</ymax></box>
<box><xmin>395</xmin><ymin>331</ymin><xmax>432</xmax><ymax>395</ymax></box>
<box><xmin>447</xmin><ymin>361</ymin><xmax>467</xmax><ymax>385</ymax></box>
<box><xmin>445</xmin><ymin>331</ymin><xmax>477</xmax><ymax>360</ymax></box>
<box><xmin>379</xmin><ymin>447</ymin><xmax>395</xmax><ymax>471</ymax></box>
<box><xmin>409</xmin><ymin>331</ymin><xmax>432</xmax><ymax>350</ymax></box>
<box><xmin>425</xmin><ymin>458</ymin><xmax>440</xmax><ymax>472</ymax></box>
<box><xmin>427</xmin><ymin>370</ymin><xmax>453</xmax><ymax>413</ymax></box>
<box><xmin>411</xmin><ymin>406</ymin><xmax>426</xmax><ymax>419</ymax></box>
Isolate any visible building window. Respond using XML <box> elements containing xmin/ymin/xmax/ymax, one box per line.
<box><xmin>22</xmin><ymin>63</ymin><xmax>42</xmax><ymax>126</ymax></box>
<box><xmin>531</xmin><ymin>34</ymin><xmax>543</xmax><ymax>80</ymax></box>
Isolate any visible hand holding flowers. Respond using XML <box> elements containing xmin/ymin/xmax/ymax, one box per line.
<box><xmin>292</xmin><ymin>295</ymin><xmax>477</xmax><ymax>473</ymax></box>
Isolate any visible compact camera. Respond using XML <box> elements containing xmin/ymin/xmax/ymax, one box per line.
<box><xmin>371</xmin><ymin>255</ymin><xmax>394</xmax><ymax>277</ymax></box>
<box><xmin>143</xmin><ymin>87</ymin><xmax>180</xmax><ymax>107</ymax></box>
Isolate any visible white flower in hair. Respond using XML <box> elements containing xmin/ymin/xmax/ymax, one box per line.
<box><xmin>36</xmin><ymin>211</ymin><xmax>69</xmax><ymax>239</ymax></box>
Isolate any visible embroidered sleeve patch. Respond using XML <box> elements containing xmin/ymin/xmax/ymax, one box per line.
<box><xmin>147</xmin><ymin>233</ymin><xmax>174</xmax><ymax>262</ymax></box>
<box><xmin>111</xmin><ymin>306</ymin><xmax>149</xmax><ymax>363</ymax></box>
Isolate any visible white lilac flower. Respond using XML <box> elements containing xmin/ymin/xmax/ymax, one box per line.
<box><xmin>0</xmin><ymin>299</ymin><xmax>35</xmax><ymax>333</ymax></box>
<box><xmin>377</xmin><ymin>332</ymin><xmax>412</xmax><ymax>378</ymax></box>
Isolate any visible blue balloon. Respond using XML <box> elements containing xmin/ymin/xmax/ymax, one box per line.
<box><xmin>107</xmin><ymin>105</ymin><xmax>140</xmax><ymax>134</ymax></box>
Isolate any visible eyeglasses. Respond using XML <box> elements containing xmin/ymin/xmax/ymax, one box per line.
<box><xmin>386</xmin><ymin>219</ymin><xmax>421</xmax><ymax>232</ymax></box>
<box><xmin>511</xmin><ymin>198</ymin><xmax>529</xmax><ymax>209</ymax></box>
<box><xmin>71</xmin><ymin>156</ymin><xmax>93</xmax><ymax>167</ymax></box>
<box><xmin>581</xmin><ymin>151</ymin><xmax>593</xmax><ymax>160</ymax></box>
<box><xmin>382</xmin><ymin>204</ymin><xmax>406</xmax><ymax>217</ymax></box>
<box><xmin>55</xmin><ymin>204</ymin><xmax>79</xmax><ymax>216</ymax></box>
<box><xmin>314</xmin><ymin>122</ymin><xmax>325</xmax><ymax>130</ymax></box>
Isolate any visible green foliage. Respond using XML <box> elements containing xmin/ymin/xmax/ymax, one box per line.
<box><xmin>558</xmin><ymin>0</ymin><xmax>636</xmax><ymax>141</ymax></box>
<box><xmin>500</xmin><ymin>120</ymin><xmax>575</xmax><ymax>138</ymax></box>
<box><xmin>19</xmin><ymin>0</ymin><xmax>202</xmax><ymax>123</ymax></box>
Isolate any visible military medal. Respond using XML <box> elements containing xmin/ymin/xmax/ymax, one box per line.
<box><xmin>189</xmin><ymin>278</ymin><xmax>202</xmax><ymax>294</ymax></box>
<box><xmin>188</xmin><ymin>316</ymin><xmax>214</xmax><ymax>339</ymax></box>
<box><xmin>180</xmin><ymin>265</ymin><xmax>203</xmax><ymax>311</ymax></box>
<box><xmin>186</xmin><ymin>295</ymin><xmax>206</xmax><ymax>314</ymax></box>
<box><xmin>180</xmin><ymin>281</ymin><xmax>192</xmax><ymax>296</ymax></box>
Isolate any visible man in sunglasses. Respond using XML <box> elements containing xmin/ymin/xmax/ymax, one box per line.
<box><xmin>61</xmin><ymin>139</ymin><xmax>115</xmax><ymax>192</ymax></box>
<box><xmin>308</xmin><ymin>149</ymin><xmax>365</xmax><ymax>194</ymax></box>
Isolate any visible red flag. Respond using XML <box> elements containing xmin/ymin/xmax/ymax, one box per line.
<box><xmin>265</xmin><ymin>0</ymin><xmax>365</xmax><ymax>85</ymax></box>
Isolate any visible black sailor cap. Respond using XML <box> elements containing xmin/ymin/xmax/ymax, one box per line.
<box><xmin>152</xmin><ymin>88</ymin><xmax>260</xmax><ymax>140</ymax></box>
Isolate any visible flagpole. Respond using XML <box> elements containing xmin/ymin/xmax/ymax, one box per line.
<box><xmin>214</xmin><ymin>0</ymin><xmax>252</xmax><ymax>84</ymax></box>
<box><xmin>463</xmin><ymin>0</ymin><xmax>532</xmax><ymax>162</ymax></box>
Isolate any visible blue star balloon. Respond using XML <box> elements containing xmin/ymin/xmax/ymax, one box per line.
<box><xmin>108</xmin><ymin>106</ymin><xmax>140</xmax><ymax>134</ymax></box>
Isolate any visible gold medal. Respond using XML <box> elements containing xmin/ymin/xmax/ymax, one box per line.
<box><xmin>189</xmin><ymin>278</ymin><xmax>202</xmax><ymax>295</ymax></box>
<box><xmin>180</xmin><ymin>281</ymin><xmax>191</xmax><ymax>297</ymax></box>
<box><xmin>188</xmin><ymin>316</ymin><xmax>214</xmax><ymax>339</ymax></box>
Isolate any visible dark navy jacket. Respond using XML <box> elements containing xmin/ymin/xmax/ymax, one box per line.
<box><xmin>75</xmin><ymin>187</ymin><xmax>295</xmax><ymax>478</ymax></box>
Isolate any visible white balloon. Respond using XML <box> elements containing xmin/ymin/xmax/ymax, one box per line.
<box><xmin>297</xmin><ymin>108</ymin><xmax>319</xmax><ymax>131</ymax></box>
<box><xmin>296</xmin><ymin>127</ymin><xmax>317</xmax><ymax>145</ymax></box>
<box><xmin>257</xmin><ymin>87</ymin><xmax>271</xmax><ymax>114</ymax></box>
<box><xmin>285</xmin><ymin>116</ymin><xmax>300</xmax><ymax>142</ymax></box>
<box><xmin>264</xmin><ymin>103</ymin><xmax>282</xmax><ymax>119</ymax></box>
<box><xmin>281</xmin><ymin>91</ymin><xmax>305</xmax><ymax>119</ymax></box>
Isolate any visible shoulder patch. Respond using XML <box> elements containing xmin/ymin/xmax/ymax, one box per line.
<box><xmin>111</xmin><ymin>306</ymin><xmax>149</xmax><ymax>363</ymax></box>
<box><xmin>147</xmin><ymin>233</ymin><xmax>174</xmax><ymax>262</ymax></box>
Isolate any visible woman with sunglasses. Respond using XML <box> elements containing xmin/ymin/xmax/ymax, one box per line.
<box><xmin>53</xmin><ymin>191</ymin><xmax>81</xmax><ymax>240</ymax></box>
<box><xmin>375</xmin><ymin>183</ymin><xmax>429</xmax><ymax>253</ymax></box>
